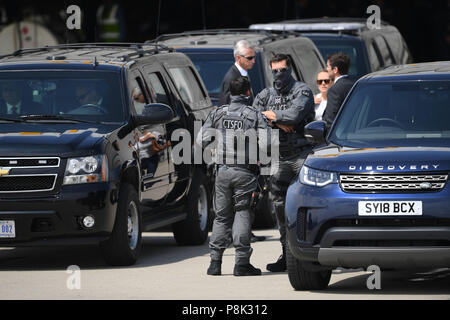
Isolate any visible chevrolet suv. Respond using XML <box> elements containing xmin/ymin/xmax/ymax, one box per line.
<box><xmin>285</xmin><ymin>62</ymin><xmax>450</xmax><ymax>290</ymax></box>
<box><xmin>0</xmin><ymin>43</ymin><xmax>213</xmax><ymax>266</ymax></box>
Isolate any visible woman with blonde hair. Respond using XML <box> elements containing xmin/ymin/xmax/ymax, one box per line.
<box><xmin>314</xmin><ymin>69</ymin><xmax>332</xmax><ymax>121</ymax></box>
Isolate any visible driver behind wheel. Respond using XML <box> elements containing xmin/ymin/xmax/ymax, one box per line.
<box><xmin>75</xmin><ymin>83</ymin><xmax>103</xmax><ymax>107</ymax></box>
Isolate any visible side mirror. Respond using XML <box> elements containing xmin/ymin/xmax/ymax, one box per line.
<box><xmin>305</xmin><ymin>121</ymin><xmax>326</xmax><ymax>145</ymax></box>
<box><xmin>134</xmin><ymin>103</ymin><xmax>175</xmax><ymax>126</ymax></box>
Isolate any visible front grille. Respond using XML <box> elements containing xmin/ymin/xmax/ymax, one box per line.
<box><xmin>340</xmin><ymin>173</ymin><xmax>448</xmax><ymax>193</ymax></box>
<box><xmin>0</xmin><ymin>157</ymin><xmax>60</xmax><ymax>168</ymax></box>
<box><xmin>0</xmin><ymin>175</ymin><xmax>57</xmax><ymax>192</ymax></box>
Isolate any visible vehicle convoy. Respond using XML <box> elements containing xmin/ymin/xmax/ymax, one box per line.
<box><xmin>153</xmin><ymin>29</ymin><xmax>325</xmax><ymax>106</ymax></box>
<box><xmin>285</xmin><ymin>62</ymin><xmax>450</xmax><ymax>290</ymax></box>
<box><xmin>0</xmin><ymin>43</ymin><xmax>214</xmax><ymax>266</ymax></box>
<box><xmin>153</xmin><ymin>29</ymin><xmax>325</xmax><ymax>228</ymax></box>
<box><xmin>250</xmin><ymin>18</ymin><xmax>413</xmax><ymax>81</ymax></box>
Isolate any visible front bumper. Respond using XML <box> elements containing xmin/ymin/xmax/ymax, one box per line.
<box><xmin>285</xmin><ymin>180</ymin><xmax>450</xmax><ymax>268</ymax></box>
<box><xmin>0</xmin><ymin>183</ymin><xmax>117</xmax><ymax>246</ymax></box>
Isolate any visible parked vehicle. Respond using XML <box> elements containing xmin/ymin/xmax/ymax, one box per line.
<box><xmin>153</xmin><ymin>29</ymin><xmax>325</xmax><ymax>106</ymax></box>
<box><xmin>285</xmin><ymin>61</ymin><xmax>450</xmax><ymax>290</ymax></box>
<box><xmin>0</xmin><ymin>43</ymin><xmax>214</xmax><ymax>266</ymax></box>
<box><xmin>250</xmin><ymin>18</ymin><xmax>413</xmax><ymax>81</ymax></box>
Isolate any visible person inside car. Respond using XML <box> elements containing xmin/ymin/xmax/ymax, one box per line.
<box><xmin>0</xmin><ymin>81</ymin><xmax>44</xmax><ymax>115</ymax></box>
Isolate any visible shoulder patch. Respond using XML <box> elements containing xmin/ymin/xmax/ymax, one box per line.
<box><xmin>301</xmin><ymin>90</ymin><xmax>311</xmax><ymax>97</ymax></box>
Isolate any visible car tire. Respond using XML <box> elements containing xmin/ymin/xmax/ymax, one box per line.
<box><xmin>173</xmin><ymin>169</ymin><xmax>212</xmax><ymax>245</ymax></box>
<box><xmin>286</xmin><ymin>245</ymin><xmax>331</xmax><ymax>290</ymax></box>
<box><xmin>253</xmin><ymin>192</ymin><xmax>276</xmax><ymax>228</ymax></box>
<box><xmin>100</xmin><ymin>183</ymin><xmax>142</xmax><ymax>266</ymax></box>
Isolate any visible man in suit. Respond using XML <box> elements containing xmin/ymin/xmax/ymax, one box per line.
<box><xmin>0</xmin><ymin>82</ymin><xmax>44</xmax><ymax>115</ymax></box>
<box><xmin>322</xmin><ymin>52</ymin><xmax>355</xmax><ymax>128</ymax></box>
<box><xmin>217</xmin><ymin>40</ymin><xmax>266</xmax><ymax>243</ymax></box>
<box><xmin>218</xmin><ymin>40</ymin><xmax>256</xmax><ymax>107</ymax></box>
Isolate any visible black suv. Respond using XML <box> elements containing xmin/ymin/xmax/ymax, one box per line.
<box><xmin>0</xmin><ymin>43</ymin><xmax>214</xmax><ymax>266</ymax></box>
<box><xmin>250</xmin><ymin>18</ymin><xmax>413</xmax><ymax>81</ymax></box>
<box><xmin>152</xmin><ymin>30</ymin><xmax>325</xmax><ymax>227</ymax></box>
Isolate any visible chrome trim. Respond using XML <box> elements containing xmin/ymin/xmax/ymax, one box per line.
<box><xmin>0</xmin><ymin>174</ymin><xmax>58</xmax><ymax>193</ymax></box>
<box><xmin>0</xmin><ymin>157</ymin><xmax>60</xmax><ymax>169</ymax></box>
<box><xmin>340</xmin><ymin>173</ymin><xmax>448</xmax><ymax>192</ymax></box>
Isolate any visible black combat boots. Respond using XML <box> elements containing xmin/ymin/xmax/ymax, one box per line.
<box><xmin>207</xmin><ymin>260</ymin><xmax>222</xmax><ymax>276</ymax></box>
<box><xmin>266</xmin><ymin>246</ymin><xmax>286</xmax><ymax>272</ymax></box>
<box><xmin>233</xmin><ymin>263</ymin><xmax>262</xmax><ymax>276</ymax></box>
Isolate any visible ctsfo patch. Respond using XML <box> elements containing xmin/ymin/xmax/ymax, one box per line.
<box><xmin>222</xmin><ymin>119</ymin><xmax>244</xmax><ymax>130</ymax></box>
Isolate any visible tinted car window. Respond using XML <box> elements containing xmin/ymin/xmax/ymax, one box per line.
<box><xmin>184</xmin><ymin>51</ymin><xmax>264</xmax><ymax>99</ymax></box>
<box><xmin>293</xmin><ymin>47</ymin><xmax>323</xmax><ymax>93</ymax></box>
<box><xmin>168</xmin><ymin>66</ymin><xmax>207</xmax><ymax>110</ymax></box>
<box><xmin>329</xmin><ymin>81</ymin><xmax>450</xmax><ymax>148</ymax></box>
<box><xmin>147</xmin><ymin>72</ymin><xmax>171</xmax><ymax>106</ymax></box>
<box><xmin>184</xmin><ymin>52</ymin><xmax>234</xmax><ymax>96</ymax></box>
<box><xmin>374</xmin><ymin>36</ymin><xmax>394</xmax><ymax>67</ymax></box>
<box><xmin>0</xmin><ymin>71</ymin><xmax>124</xmax><ymax>122</ymax></box>
<box><xmin>310</xmin><ymin>38</ymin><xmax>368</xmax><ymax>80</ymax></box>
<box><xmin>367</xmin><ymin>42</ymin><xmax>382</xmax><ymax>71</ymax></box>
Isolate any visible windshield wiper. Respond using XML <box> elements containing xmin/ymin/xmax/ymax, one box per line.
<box><xmin>0</xmin><ymin>116</ymin><xmax>24</xmax><ymax>122</ymax></box>
<box><xmin>20</xmin><ymin>115</ymin><xmax>97</xmax><ymax>123</ymax></box>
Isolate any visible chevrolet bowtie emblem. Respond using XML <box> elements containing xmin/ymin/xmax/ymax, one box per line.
<box><xmin>0</xmin><ymin>168</ymin><xmax>10</xmax><ymax>176</ymax></box>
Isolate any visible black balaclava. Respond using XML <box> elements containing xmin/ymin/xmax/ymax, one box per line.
<box><xmin>273</xmin><ymin>67</ymin><xmax>294</xmax><ymax>94</ymax></box>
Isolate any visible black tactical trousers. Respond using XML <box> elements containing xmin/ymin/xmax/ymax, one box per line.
<box><xmin>270</xmin><ymin>148</ymin><xmax>311</xmax><ymax>247</ymax></box>
<box><xmin>210</xmin><ymin>165</ymin><xmax>258</xmax><ymax>265</ymax></box>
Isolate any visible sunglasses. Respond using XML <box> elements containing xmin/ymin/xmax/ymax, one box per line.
<box><xmin>317</xmin><ymin>79</ymin><xmax>331</xmax><ymax>85</ymax></box>
<box><xmin>241</xmin><ymin>55</ymin><xmax>255</xmax><ymax>61</ymax></box>
<box><xmin>272</xmin><ymin>67</ymin><xmax>289</xmax><ymax>74</ymax></box>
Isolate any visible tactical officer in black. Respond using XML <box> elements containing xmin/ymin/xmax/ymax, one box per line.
<box><xmin>253</xmin><ymin>54</ymin><xmax>315</xmax><ymax>272</ymax></box>
<box><xmin>197</xmin><ymin>77</ymin><xmax>271</xmax><ymax>276</ymax></box>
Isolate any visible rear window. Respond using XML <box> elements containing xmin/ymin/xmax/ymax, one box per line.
<box><xmin>0</xmin><ymin>71</ymin><xmax>124</xmax><ymax>122</ymax></box>
<box><xmin>309</xmin><ymin>38</ymin><xmax>369</xmax><ymax>81</ymax></box>
<box><xmin>329</xmin><ymin>80</ymin><xmax>450</xmax><ymax>148</ymax></box>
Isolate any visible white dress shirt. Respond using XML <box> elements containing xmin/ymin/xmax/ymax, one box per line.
<box><xmin>314</xmin><ymin>93</ymin><xmax>327</xmax><ymax>121</ymax></box>
<box><xmin>7</xmin><ymin>101</ymin><xmax>21</xmax><ymax>114</ymax></box>
<box><xmin>235</xmin><ymin>63</ymin><xmax>248</xmax><ymax>77</ymax></box>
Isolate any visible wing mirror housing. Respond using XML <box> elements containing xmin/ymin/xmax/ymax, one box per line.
<box><xmin>305</xmin><ymin>121</ymin><xmax>326</xmax><ymax>145</ymax></box>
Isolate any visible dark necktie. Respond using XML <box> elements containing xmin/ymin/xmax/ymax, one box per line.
<box><xmin>10</xmin><ymin>105</ymin><xmax>18</xmax><ymax>115</ymax></box>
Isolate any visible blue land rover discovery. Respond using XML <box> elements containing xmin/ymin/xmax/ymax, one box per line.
<box><xmin>285</xmin><ymin>62</ymin><xmax>450</xmax><ymax>290</ymax></box>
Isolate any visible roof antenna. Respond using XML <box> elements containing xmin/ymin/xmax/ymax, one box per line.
<box><xmin>156</xmin><ymin>0</ymin><xmax>162</xmax><ymax>38</ymax></box>
<box><xmin>201</xmin><ymin>0</ymin><xmax>206</xmax><ymax>30</ymax></box>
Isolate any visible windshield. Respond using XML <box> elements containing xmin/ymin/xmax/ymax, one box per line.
<box><xmin>0</xmin><ymin>71</ymin><xmax>125</xmax><ymax>123</ymax></box>
<box><xmin>329</xmin><ymin>80</ymin><xmax>450</xmax><ymax>148</ymax></box>
<box><xmin>309</xmin><ymin>38</ymin><xmax>368</xmax><ymax>81</ymax></box>
<box><xmin>184</xmin><ymin>52</ymin><xmax>262</xmax><ymax>97</ymax></box>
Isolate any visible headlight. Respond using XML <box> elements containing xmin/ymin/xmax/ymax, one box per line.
<box><xmin>299</xmin><ymin>166</ymin><xmax>337</xmax><ymax>187</ymax></box>
<box><xmin>63</xmin><ymin>155</ymin><xmax>108</xmax><ymax>185</ymax></box>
